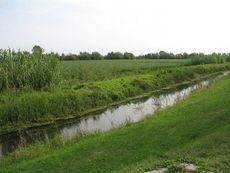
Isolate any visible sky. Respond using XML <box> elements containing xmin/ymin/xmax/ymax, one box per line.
<box><xmin>0</xmin><ymin>0</ymin><xmax>230</xmax><ymax>55</ymax></box>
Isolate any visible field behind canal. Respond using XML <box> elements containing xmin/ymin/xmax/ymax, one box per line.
<box><xmin>1</xmin><ymin>70</ymin><xmax>230</xmax><ymax>173</ymax></box>
<box><xmin>59</xmin><ymin>59</ymin><xmax>187</xmax><ymax>84</ymax></box>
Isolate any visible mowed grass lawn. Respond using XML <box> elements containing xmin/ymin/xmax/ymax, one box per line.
<box><xmin>1</xmin><ymin>76</ymin><xmax>230</xmax><ymax>173</ymax></box>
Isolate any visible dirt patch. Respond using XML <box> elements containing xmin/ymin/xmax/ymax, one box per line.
<box><xmin>180</xmin><ymin>163</ymin><xmax>199</xmax><ymax>172</ymax></box>
<box><xmin>145</xmin><ymin>168</ymin><xmax>168</xmax><ymax>173</ymax></box>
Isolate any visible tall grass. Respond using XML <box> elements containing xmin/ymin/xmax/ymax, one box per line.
<box><xmin>0</xmin><ymin>49</ymin><xmax>59</xmax><ymax>92</ymax></box>
<box><xmin>190</xmin><ymin>56</ymin><xmax>225</xmax><ymax>65</ymax></box>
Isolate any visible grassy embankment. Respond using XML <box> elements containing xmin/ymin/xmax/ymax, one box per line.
<box><xmin>1</xmin><ymin>64</ymin><xmax>230</xmax><ymax>134</ymax></box>
<box><xmin>1</xmin><ymin>68</ymin><xmax>230</xmax><ymax>173</ymax></box>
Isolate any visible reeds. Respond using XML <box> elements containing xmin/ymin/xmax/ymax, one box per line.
<box><xmin>0</xmin><ymin>49</ymin><xmax>59</xmax><ymax>92</ymax></box>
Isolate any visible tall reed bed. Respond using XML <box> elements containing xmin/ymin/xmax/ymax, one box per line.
<box><xmin>0</xmin><ymin>49</ymin><xmax>59</xmax><ymax>92</ymax></box>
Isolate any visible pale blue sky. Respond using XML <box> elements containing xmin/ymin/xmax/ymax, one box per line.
<box><xmin>1</xmin><ymin>0</ymin><xmax>230</xmax><ymax>54</ymax></box>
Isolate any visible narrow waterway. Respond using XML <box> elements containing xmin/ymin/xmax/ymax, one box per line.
<box><xmin>0</xmin><ymin>72</ymin><xmax>228</xmax><ymax>157</ymax></box>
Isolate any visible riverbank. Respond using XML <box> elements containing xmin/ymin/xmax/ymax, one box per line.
<box><xmin>0</xmin><ymin>64</ymin><xmax>230</xmax><ymax>134</ymax></box>
<box><xmin>0</xmin><ymin>71</ymin><xmax>221</xmax><ymax>137</ymax></box>
<box><xmin>0</xmin><ymin>77</ymin><xmax>213</xmax><ymax>156</ymax></box>
<box><xmin>1</xmin><ymin>72</ymin><xmax>230</xmax><ymax>172</ymax></box>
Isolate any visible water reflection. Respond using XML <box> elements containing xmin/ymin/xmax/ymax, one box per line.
<box><xmin>60</xmin><ymin>81</ymin><xmax>208</xmax><ymax>140</ymax></box>
<box><xmin>0</xmin><ymin>72</ymin><xmax>228</xmax><ymax>157</ymax></box>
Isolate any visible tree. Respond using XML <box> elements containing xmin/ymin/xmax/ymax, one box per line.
<box><xmin>105</xmin><ymin>52</ymin><xmax>124</xmax><ymax>59</ymax></box>
<box><xmin>32</xmin><ymin>45</ymin><xmax>44</xmax><ymax>55</ymax></box>
<box><xmin>78</xmin><ymin>52</ymin><xmax>91</xmax><ymax>60</ymax></box>
<box><xmin>124</xmin><ymin>52</ymin><xmax>135</xmax><ymax>59</ymax></box>
<box><xmin>91</xmin><ymin>52</ymin><xmax>103</xmax><ymax>60</ymax></box>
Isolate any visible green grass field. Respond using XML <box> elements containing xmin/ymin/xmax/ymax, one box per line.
<box><xmin>1</xmin><ymin>74</ymin><xmax>230</xmax><ymax>173</ymax></box>
<box><xmin>59</xmin><ymin>59</ymin><xmax>187</xmax><ymax>84</ymax></box>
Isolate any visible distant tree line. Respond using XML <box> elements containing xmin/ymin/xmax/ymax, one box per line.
<box><xmin>60</xmin><ymin>52</ymin><xmax>135</xmax><ymax>60</ymax></box>
<box><xmin>1</xmin><ymin>45</ymin><xmax>230</xmax><ymax>65</ymax></box>
<box><xmin>9</xmin><ymin>46</ymin><xmax>230</xmax><ymax>62</ymax></box>
<box><xmin>59</xmin><ymin>51</ymin><xmax>230</xmax><ymax>63</ymax></box>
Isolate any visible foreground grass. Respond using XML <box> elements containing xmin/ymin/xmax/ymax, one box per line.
<box><xmin>1</xmin><ymin>75</ymin><xmax>230</xmax><ymax>172</ymax></box>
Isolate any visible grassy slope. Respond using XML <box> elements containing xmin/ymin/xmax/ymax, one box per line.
<box><xmin>1</xmin><ymin>76</ymin><xmax>230</xmax><ymax>172</ymax></box>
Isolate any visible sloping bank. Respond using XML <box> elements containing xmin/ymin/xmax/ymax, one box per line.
<box><xmin>1</xmin><ymin>67</ymin><xmax>230</xmax><ymax>173</ymax></box>
<box><xmin>0</xmin><ymin>64</ymin><xmax>230</xmax><ymax>133</ymax></box>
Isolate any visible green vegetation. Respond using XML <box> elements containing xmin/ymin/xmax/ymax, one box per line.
<box><xmin>190</xmin><ymin>55</ymin><xmax>225</xmax><ymax>65</ymax></box>
<box><xmin>0</xmin><ymin>47</ymin><xmax>230</xmax><ymax>172</ymax></box>
<box><xmin>0</xmin><ymin>48</ymin><xmax>229</xmax><ymax>134</ymax></box>
<box><xmin>32</xmin><ymin>45</ymin><xmax>44</xmax><ymax>55</ymax></box>
<box><xmin>0</xmin><ymin>49</ymin><xmax>59</xmax><ymax>92</ymax></box>
<box><xmin>59</xmin><ymin>59</ymin><xmax>186</xmax><ymax>84</ymax></box>
<box><xmin>0</xmin><ymin>64</ymin><xmax>229</xmax><ymax>133</ymax></box>
<box><xmin>1</xmin><ymin>73</ymin><xmax>230</xmax><ymax>173</ymax></box>
<box><xmin>226</xmin><ymin>56</ymin><xmax>230</xmax><ymax>62</ymax></box>
<box><xmin>60</xmin><ymin>50</ymin><xmax>230</xmax><ymax>61</ymax></box>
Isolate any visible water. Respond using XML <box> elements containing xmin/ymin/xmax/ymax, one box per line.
<box><xmin>0</xmin><ymin>72</ymin><xmax>228</xmax><ymax>157</ymax></box>
<box><xmin>60</xmin><ymin>81</ymin><xmax>208</xmax><ymax>140</ymax></box>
